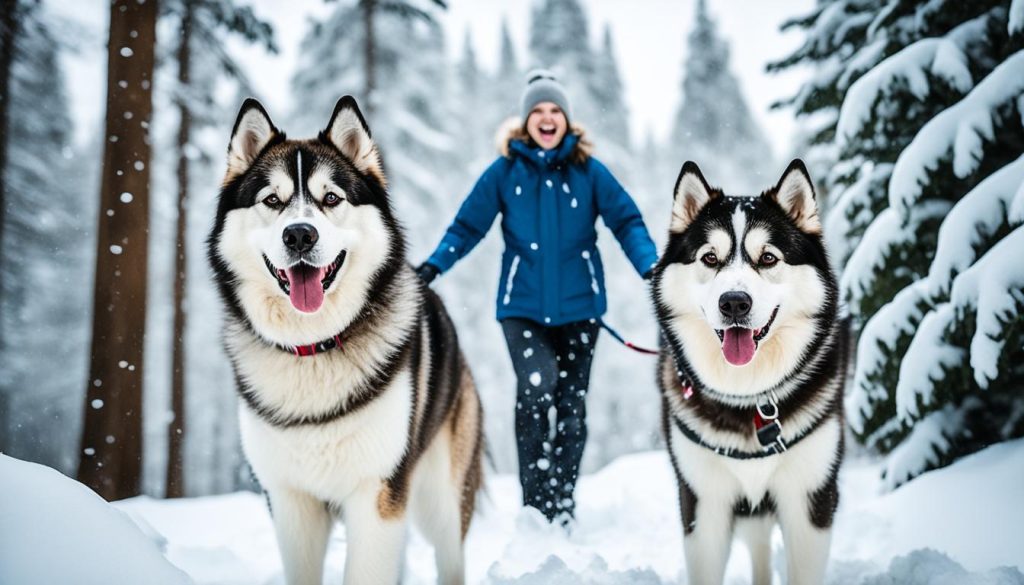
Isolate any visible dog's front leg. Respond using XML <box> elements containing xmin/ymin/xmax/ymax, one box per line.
<box><xmin>267</xmin><ymin>487</ymin><xmax>333</xmax><ymax>585</ymax></box>
<box><xmin>775</xmin><ymin>488</ymin><xmax>833</xmax><ymax>585</ymax></box>
<box><xmin>682</xmin><ymin>496</ymin><xmax>734</xmax><ymax>585</ymax></box>
<box><xmin>342</xmin><ymin>481</ymin><xmax>408</xmax><ymax>585</ymax></box>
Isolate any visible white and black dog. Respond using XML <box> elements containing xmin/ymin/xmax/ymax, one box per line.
<box><xmin>651</xmin><ymin>160</ymin><xmax>847</xmax><ymax>585</ymax></box>
<box><xmin>208</xmin><ymin>96</ymin><xmax>483</xmax><ymax>585</ymax></box>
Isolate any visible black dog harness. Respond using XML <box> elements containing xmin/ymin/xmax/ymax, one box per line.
<box><xmin>662</xmin><ymin>326</ymin><xmax>825</xmax><ymax>459</ymax></box>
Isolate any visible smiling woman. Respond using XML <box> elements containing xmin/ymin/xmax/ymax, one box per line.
<box><xmin>522</xmin><ymin>71</ymin><xmax>570</xmax><ymax>148</ymax></box>
<box><xmin>415</xmin><ymin>69</ymin><xmax>659</xmax><ymax>528</ymax></box>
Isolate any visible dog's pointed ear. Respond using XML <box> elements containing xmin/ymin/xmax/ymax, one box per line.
<box><xmin>322</xmin><ymin>96</ymin><xmax>386</xmax><ymax>186</ymax></box>
<box><xmin>671</xmin><ymin>161</ymin><xmax>718</xmax><ymax>233</ymax></box>
<box><xmin>227</xmin><ymin>98</ymin><xmax>280</xmax><ymax>180</ymax></box>
<box><xmin>767</xmin><ymin>159</ymin><xmax>821</xmax><ymax>234</ymax></box>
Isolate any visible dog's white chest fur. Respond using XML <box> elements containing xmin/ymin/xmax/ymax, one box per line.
<box><xmin>671</xmin><ymin>418</ymin><xmax>840</xmax><ymax>509</ymax></box>
<box><xmin>239</xmin><ymin>370</ymin><xmax>413</xmax><ymax>500</ymax></box>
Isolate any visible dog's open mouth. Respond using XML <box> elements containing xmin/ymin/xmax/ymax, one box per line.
<box><xmin>263</xmin><ymin>250</ymin><xmax>347</xmax><ymax>313</ymax></box>
<box><xmin>715</xmin><ymin>306</ymin><xmax>779</xmax><ymax>366</ymax></box>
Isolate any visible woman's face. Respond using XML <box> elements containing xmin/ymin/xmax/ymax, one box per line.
<box><xmin>526</xmin><ymin>102</ymin><xmax>568</xmax><ymax>150</ymax></box>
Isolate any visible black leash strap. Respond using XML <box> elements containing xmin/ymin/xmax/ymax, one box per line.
<box><xmin>598</xmin><ymin>319</ymin><xmax>659</xmax><ymax>355</ymax></box>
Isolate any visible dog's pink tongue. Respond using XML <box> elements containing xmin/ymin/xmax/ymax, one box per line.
<box><xmin>286</xmin><ymin>264</ymin><xmax>327</xmax><ymax>313</ymax></box>
<box><xmin>722</xmin><ymin>328</ymin><xmax>756</xmax><ymax>366</ymax></box>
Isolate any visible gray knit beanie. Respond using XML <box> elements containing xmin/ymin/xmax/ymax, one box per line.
<box><xmin>520</xmin><ymin>69</ymin><xmax>572</xmax><ymax>122</ymax></box>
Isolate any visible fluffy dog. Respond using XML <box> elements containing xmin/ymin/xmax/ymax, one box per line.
<box><xmin>651</xmin><ymin>160</ymin><xmax>847</xmax><ymax>585</ymax></box>
<box><xmin>208</xmin><ymin>96</ymin><xmax>483</xmax><ymax>585</ymax></box>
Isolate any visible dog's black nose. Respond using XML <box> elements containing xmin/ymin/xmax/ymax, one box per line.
<box><xmin>282</xmin><ymin>223</ymin><xmax>318</xmax><ymax>254</ymax></box>
<box><xmin>719</xmin><ymin>291</ymin><xmax>752</xmax><ymax>321</ymax></box>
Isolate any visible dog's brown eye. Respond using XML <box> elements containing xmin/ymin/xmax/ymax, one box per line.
<box><xmin>760</xmin><ymin>252</ymin><xmax>778</xmax><ymax>266</ymax></box>
<box><xmin>324</xmin><ymin>192</ymin><xmax>342</xmax><ymax>207</ymax></box>
<box><xmin>701</xmin><ymin>252</ymin><xmax>719</xmax><ymax>267</ymax></box>
<box><xmin>263</xmin><ymin>194</ymin><xmax>282</xmax><ymax>208</ymax></box>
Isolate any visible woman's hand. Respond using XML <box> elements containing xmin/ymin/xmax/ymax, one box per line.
<box><xmin>415</xmin><ymin>262</ymin><xmax>440</xmax><ymax>285</ymax></box>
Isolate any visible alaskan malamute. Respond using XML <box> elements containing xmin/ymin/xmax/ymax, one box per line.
<box><xmin>651</xmin><ymin>160</ymin><xmax>847</xmax><ymax>585</ymax></box>
<box><xmin>208</xmin><ymin>96</ymin><xmax>483</xmax><ymax>585</ymax></box>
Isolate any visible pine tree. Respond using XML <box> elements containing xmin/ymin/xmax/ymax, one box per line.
<box><xmin>672</xmin><ymin>0</ymin><xmax>774</xmax><ymax>192</ymax></box>
<box><xmin>484</xmin><ymin>17</ymin><xmax>521</xmax><ymax>134</ymax></box>
<box><xmin>455</xmin><ymin>28</ymin><xmax>487</xmax><ymax>165</ymax></box>
<box><xmin>159</xmin><ymin>0</ymin><xmax>275</xmax><ymax>498</ymax></box>
<box><xmin>291</xmin><ymin>0</ymin><xmax>455</xmax><ymax>253</ymax></box>
<box><xmin>590</xmin><ymin>25</ymin><xmax>630</xmax><ymax>149</ymax></box>
<box><xmin>0</xmin><ymin>0</ymin><xmax>17</xmax><ymax>294</ymax></box>
<box><xmin>527</xmin><ymin>0</ymin><xmax>637</xmax><ymax>176</ymax></box>
<box><xmin>358</xmin><ymin>0</ymin><xmax>447</xmax><ymax>118</ymax></box>
<box><xmin>77</xmin><ymin>0</ymin><xmax>158</xmax><ymax>501</ymax></box>
<box><xmin>498</xmin><ymin>17</ymin><xmax>519</xmax><ymax>86</ymax></box>
<box><xmin>0</xmin><ymin>1</ymin><xmax>91</xmax><ymax>473</ymax></box>
<box><xmin>774</xmin><ymin>0</ymin><xmax>1024</xmax><ymax>487</ymax></box>
<box><xmin>529</xmin><ymin>0</ymin><xmax>591</xmax><ymax>73</ymax></box>
<box><xmin>528</xmin><ymin>0</ymin><xmax>599</xmax><ymax>129</ymax></box>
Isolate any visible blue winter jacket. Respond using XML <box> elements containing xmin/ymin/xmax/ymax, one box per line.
<box><xmin>426</xmin><ymin>132</ymin><xmax>658</xmax><ymax>326</ymax></box>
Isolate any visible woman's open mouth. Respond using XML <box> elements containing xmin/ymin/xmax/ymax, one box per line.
<box><xmin>714</xmin><ymin>306</ymin><xmax>780</xmax><ymax>366</ymax></box>
<box><xmin>538</xmin><ymin>124</ymin><xmax>557</xmax><ymax>140</ymax></box>
<box><xmin>263</xmin><ymin>249</ymin><xmax>347</xmax><ymax>313</ymax></box>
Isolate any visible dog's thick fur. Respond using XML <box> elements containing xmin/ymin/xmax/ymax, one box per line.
<box><xmin>208</xmin><ymin>97</ymin><xmax>483</xmax><ymax>585</ymax></box>
<box><xmin>651</xmin><ymin>160</ymin><xmax>847</xmax><ymax>585</ymax></box>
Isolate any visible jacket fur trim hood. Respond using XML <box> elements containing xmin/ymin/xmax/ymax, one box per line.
<box><xmin>494</xmin><ymin>116</ymin><xmax>594</xmax><ymax>165</ymax></box>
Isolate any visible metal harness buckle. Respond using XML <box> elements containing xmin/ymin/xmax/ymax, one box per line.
<box><xmin>754</xmin><ymin>391</ymin><xmax>787</xmax><ymax>452</ymax></box>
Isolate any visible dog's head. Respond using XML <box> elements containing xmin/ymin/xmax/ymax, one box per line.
<box><xmin>654</xmin><ymin>160</ymin><xmax>835</xmax><ymax>395</ymax></box>
<box><xmin>209</xmin><ymin>96</ymin><xmax>405</xmax><ymax>345</ymax></box>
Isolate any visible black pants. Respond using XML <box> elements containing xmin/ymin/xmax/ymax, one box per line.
<box><xmin>501</xmin><ymin>317</ymin><xmax>601</xmax><ymax>522</ymax></box>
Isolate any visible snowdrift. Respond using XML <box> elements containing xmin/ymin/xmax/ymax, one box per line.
<box><xmin>3</xmin><ymin>440</ymin><xmax>1023</xmax><ymax>584</ymax></box>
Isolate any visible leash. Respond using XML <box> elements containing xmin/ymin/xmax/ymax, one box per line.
<box><xmin>598</xmin><ymin>319</ymin><xmax>659</xmax><ymax>355</ymax></box>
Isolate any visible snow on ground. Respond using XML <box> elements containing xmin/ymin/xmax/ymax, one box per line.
<box><xmin>0</xmin><ymin>455</ymin><xmax>191</xmax><ymax>585</ymax></box>
<box><xmin>4</xmin><ymin>440</ymin><xmax>1024</xmax><ymax>584</ymax></box>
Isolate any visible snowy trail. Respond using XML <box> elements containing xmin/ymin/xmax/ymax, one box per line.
<box><xmin>110</xmin><ymin>440</ymin><xmax>1024</xmax><ymax>585</ymax></box>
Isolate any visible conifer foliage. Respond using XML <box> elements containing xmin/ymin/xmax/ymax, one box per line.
<box><xmin>528</xmin><ymin>0</ymin><xmax>631</xmax><ymax>169</ymax></box>
<box><xmin>159</xmin><ymin>0</ymin><xmax>276</xmax><ymax>498</ymax></box>
<box><xmin>773</xmin><ymin>0</ymin><xmax>1024</xmax><ymax>488</ymax></box>
<box><xmin>0</xmin><ymin>0</ymin><xmax>91</xmax><ymax>474</ymax></box>
<box><xmin>672</xmin><ymin>0</ymin><xmax>774</xmax><ymax>192</ymax></box>
<box><xmin>291</xmin><ymin>0</ymin><xmax>455</xmax><ymax>252</ymax></box>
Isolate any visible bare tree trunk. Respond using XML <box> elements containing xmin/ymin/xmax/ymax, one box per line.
<box><xmin>165</xmin><ymin>1</ymin><xmax>192</xmax><ymax>499</ymax></box>
<box><xmin>0</xmin><ymin>0</ymin><xmax>19</xmax><ymax>352</ymax></box>
<box><xmin>362</xmin><ymin>0</ymin><xmax>375</xmax><ymax>117</ymax></box>
<box><xmin>77</xmin><ymin>0</ymin><xmax>157</xmax><ymax>501</ymax></box>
